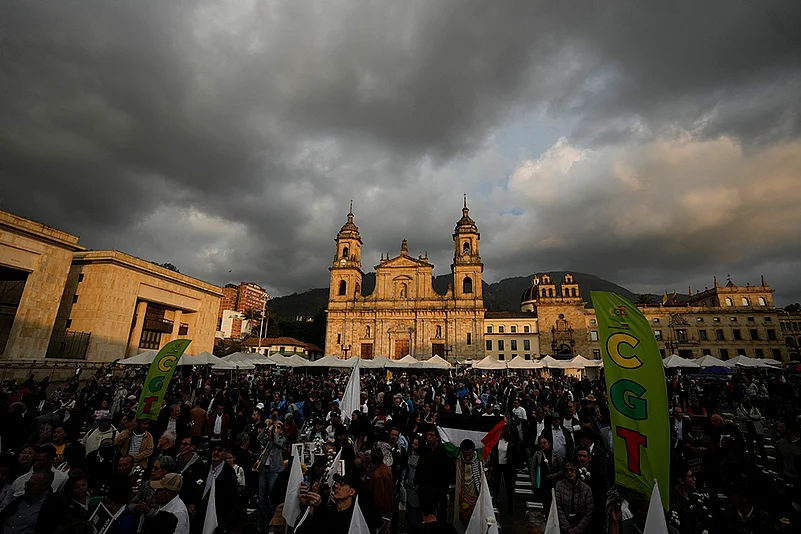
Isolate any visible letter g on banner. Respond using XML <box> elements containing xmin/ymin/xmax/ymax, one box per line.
<box><xmin>607</xmin><ymin>332</ymin><xmax>643</xmax><ymax>369</ymax></box>
<box><xmin>610</xmin><ymin>379</ymin><xmax>648</xmax><ymax>420</ymax></box>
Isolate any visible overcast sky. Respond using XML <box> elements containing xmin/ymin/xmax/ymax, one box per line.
<box><xmin>3</xmin><ymin>1</ymin><xmax>801</xmax><ymax>304</ymax></box>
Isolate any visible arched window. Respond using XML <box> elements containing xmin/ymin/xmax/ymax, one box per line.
<box><xmin>463</xmin><ymin>241</ymin><xmax>471</xmax><ymax>253</ymax></box>
<box><xmin>758</xmin><ymin>297</ymin><xmax>766</xmax><ymax>306</ymax></box>
<box><xmin>338</xmin><ymin>280</ymin><xmax>347</xmax><ymax>296</ymax></box>
<box><xmin>463</xmin><ymin>277</ymin><xmax>473</xmax><ymax>294</ymax></box>
<box><xmin>542</xmin><ymin>288</ymin><xmax>547</xmax><ymax>297</ymax></box>
<box><xmin>787</xmin><ymin>337</ymin><xmax>796</xmax><ymax>348</ymax></box>
<box><xmin>548</xmin><ymin>288</ymin><xmax>553</xmax><ymax>297</ymax></box>
<box><xmin>399</xmin><ymin>283</ymin><xmax>408</xmax><ymax>298</ymax></box>
<box><xmin>366</xmin><ymin>326</ymin><xmax>371</xmax><ymax>338</ymax></box>
<box><xmin>342</xmin><ymin>246</ymin><xmax>349</xmax><ymax>259</ymax></box>
<box><xmin>725</xmin><ymin>297</ymin><xmax>733</xmax><ymax>307</ymax></box>
<box><xmin>741</xmin><ymin>297</ymin><xmax>750</xmax><ymax>306</ymax></box>
<box><xmin>572</xmin><ymin>288</ymin><xmax>577</xmax><ymax>297</ymax></box>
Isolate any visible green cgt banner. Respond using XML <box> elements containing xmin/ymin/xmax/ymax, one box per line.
<box><xmin>135</xmin><ymin>339</ymin><xmax>191</xmax><ymax>421</ymax></box>
<box><xmin>591</xmin><ymin>291</ymin><xmax>669</xmax><ymax>509</ymax></box>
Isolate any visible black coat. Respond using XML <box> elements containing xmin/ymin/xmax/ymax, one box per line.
<box><xmin>0</xmin><ymin>491</ymin><xmax>65</xmax><ymax>534</ymax></box>
<box><xmin>189</xmin><ymin>462</ymin><xmax>238</xmax><ymax>533</ymax></box>
<box><xmin>414</xmin><ymin>442</ymin><xmax>454</xmax><ymax>490</ymax></box>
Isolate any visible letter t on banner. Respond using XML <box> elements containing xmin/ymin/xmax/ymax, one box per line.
<box><xmin>591</xmin><ymin>291</ymin><xmax>669</xmax><ymax>509</ymax></box>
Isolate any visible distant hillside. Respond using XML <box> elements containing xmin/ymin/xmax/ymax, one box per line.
<box><xmin>269</xmin><ymin>271</ymin><xmax>666</xmax><ymax>321</ymax></box>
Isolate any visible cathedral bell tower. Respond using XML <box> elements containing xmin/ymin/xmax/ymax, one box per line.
<box><xmin>452</xmin><ymin>196</ymin><xmax>483</xmax><ymax>300</ymax></box>
<box><xmin>329</xmin><ymin>201</ymin><xmax>364</xmax><ymax>301</ymax></box>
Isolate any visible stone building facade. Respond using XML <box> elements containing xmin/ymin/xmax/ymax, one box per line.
<box><xmin>325</xmin><ymin>202</ymin><xmax>485</xmax><ymax>360</ymax></box>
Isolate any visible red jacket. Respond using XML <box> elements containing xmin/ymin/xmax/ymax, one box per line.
<box><xmin>206</xmin><ymin>413</ymin><xmax>231</xmax><ymax>439</ymax></box>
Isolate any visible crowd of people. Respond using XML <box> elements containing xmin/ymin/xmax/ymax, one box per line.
<box><xmin>0</xmin><ymin>364</ymin><xmax>798</xmax><ymax>534</ymax></box>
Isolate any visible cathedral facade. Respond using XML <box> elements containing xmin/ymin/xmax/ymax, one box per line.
<box><xmin>324</xmin><ymin>202</ymin><xmax>485</xmax><ymax>360</ymax></box>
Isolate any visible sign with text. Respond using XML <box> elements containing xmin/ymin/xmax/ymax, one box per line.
<box><xmin>592</xmin><ymin>292</ymin><xmax>669</xmax><ymax>509</ymax></box>
<box><xmin>135</xmin><ymin>339</ymin><xmax>191</xmax><ymax>421</ymax></box>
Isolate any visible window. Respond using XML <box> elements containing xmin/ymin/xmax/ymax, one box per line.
<box><xmin>702</xmin><ymin>348</ymin><xmax>712</xmax><ymax>356</ymax></box>
<box><xmin>767</xmin><ymin>329</ymin><xmax>776</xmax><ymax>340</ymax></box>
<box><xmin>366</xmin><ymin>326</ymin><xmax>371</xmax><ymax>338</ymax></box>
<box><xmin>487</xmin><ymin>326</ymin><xmax>493</xmax><ymax>333</ymax></box>
<box><xmin>750</xmin><ymin>329</ymin><xmax>759</xmax><ymax>340</ymax></box>
<box><xmin>733</xmin><ymin>329</ymin><xmax>742</xmax><ymax>340</ymax></box>
<box><xmin>699</xmin><ymin>330</ymin><xmax>707</xmax><ymax>341</ymax></box>
<box><xmin>78</xmin><ymin>273</ymin><xmax>84</xmax><ymax>282</ymax></box>
<box><xmin>755</xmin><ymin>348</ymin><xmax>764</xmax><ymax>359</ymax></box>
<box><xmin>342</xmin><ymin>246</ymin><xmax>349</xmax><ymax>259</ymax></box>
<box><xmin>280</xmin><ymin>346</ymin><xmax>285</xmax><ymax>352</ymax></box>
<box><xmin>511</xmin><ymin>354</ymin><xmax>518</xmax><ymax>359</ymax></box>
<box><xmin>548</xmin><ymin>288</ymin><xmax>553</xmax><ymax>297</ymax></box>
<box><xmin>677</xmin><ymin>329</ymin><xmax>687</xmax><ymax>342</ymax></box>
<box><xmin>511</xmin><ymin>340</ymin><xmax>518</xmax><ymax>350</ymax></box>
<box><xmin>139</xmin><ymin>330</ymin><xmax>162</xmax><ymax>350</ymax></box>
<box><xmin>338</xmin><ymin>280</ymin><xmax>347</xmax><ymax>296</ymax></box>
<box><xmin>737</xmin><ymin>348</ymin><xmax>747</xmax><ymax>356</ymax></box>
<box><xmin>511</xmin><ymin>326</ymin><xmax>517</xmax><ymax>333</ymax></box>
<box><xmin>498</xmin><ymin>340</ymin><xmax>504</xmax><ymax>351</ymax></box>
<box><xmin>716</xmin><ymin>329</ymin><xmax>725</xmax><ymax>341</ymax></box>
<box><xmin>772</xmin><ymin>348</ymin><xmax>782</xmax><ymax>359</ymax></box>
<box><xmin>725</xmin><ymin>297</ymin><xmax>733</xmax><ymax>307</ymax></box>
<box><xmin>764</xmin><ymin>316</ymin><xmax>772</xmax><ymax>322</ymax></box>
<box><xmin>590</xmin><ymin>331</ymin><xmax>599</xmax><ymax>341</ymax></box>
<box><xmin>524</xmin><ymin>354</ymin><xmax>531</xmax><ymax>360</ymax></box>
<box><xmin>65</xmin><ymin>319</ymin><xmax>72</xmax><ymax>329</ymax></box>
<box><xmin>337</xmin><ymin>333</ymin><xmax>341</xmax><ymax>344</ymax></box>
<box><xmin>498</xmin><ymin>354</ymin><xmax>505</xmax><ymax>360</ymax></box>
<box><xmin>590</xmin><ymin>319</ymin><xmax>597</xmax><ymax>325</ymax></box>
<box><xmin>781</xmin><ymin>322</ymin><xmax>787</xmax><ymax>331</ymax></box>
<box><xmin>72</xmin><ymin>294</ymin><xmax>78</xmax><ymax>303</ymax></box>
<box><xmin>654</xmin><ymin>330</ymin><xmax>662</xmax><ymax>341</ymax></box>
<box><xmin>467</xmin><ymin>333</ymin><xmax>472</xmax><ymax>345</ymax></box>
<box><xmin>720</xmin><ymin>348</ymin><xmax>729</xmax><ymax>360</ymax></box>
<box><xmin>758</xmin><ymin>297</ymin><xmax>767</xmax><ymax>306</ymax></box>
<box><xmin>486</xmin><ymin>340</ymin><xmax>492</xmax><ymax>350</ymax></box>
<box><xmin>463</xmin><ymin>241</ymin><xmax>470</xmax><ymax>253</ymax></box>
<box><xmin>741</xmin><ymin>297</ymin><xmax>750</xmax><ymax>306</ymax></box>
<box><xmin>524</xmin><ymin>339</ymin><xmax>530</xmax><ymax>351</ymax></box>
<box><xmin>592</xmin><ymin>349</ymin><xmax>601</xmax><ymax>360</ymax></box>
<box><xmin>524</xmin><ymin>325</ymin><xmax>530</xmax><ymax>333</ymax></box>
<box><xmin>713</xmin><ymin>317</ymin><xmax>720</xmax><ymax>322</ymax></box>
<box><xmin>696</xmin><ymin>317</ymin><xmax>704</xmax><ymax>323</ymax></box>
<box><xmin>653</xmin><ymin>318</ymin><xmax>660</xmax><ymax>324</ymax></box>
<box><xmin>463</xmin><ymin>276</ymin><xmax>473</xmax><ymax>294</ymax></box>
<box><xmin>499</xmin><ymin>326</ymin><xmax>505</xmax><ymax>333</ymax></box>
<box><xmin>747</xmin><ymin>317</ymin><xmax>755</xmax><ymax>322</ymax></box>
<box><xmin>730</xmin><ymin>316</ymin><xmax>737</xmax><ymax>322</ymax></box>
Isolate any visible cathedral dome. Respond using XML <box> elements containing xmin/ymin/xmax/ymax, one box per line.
<box><xmin>520</xmin><ymin>276</ymin><xmax>540</xmax><ymax>303</ymax></box>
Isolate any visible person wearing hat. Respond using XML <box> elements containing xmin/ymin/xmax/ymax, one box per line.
<box><xmin>150</xmin><ymin>472</ymin><xmax>189</xmax><ymax>534</ymax></box>
<box><xmin>81</xmin><ymin>411</ymin><xmax>118</xmax><ymax>455</ymax></box>
<box><xmin>295</xmin><ymin>473</ymin><xmax>363</xmax><ymax>534</ymax></box>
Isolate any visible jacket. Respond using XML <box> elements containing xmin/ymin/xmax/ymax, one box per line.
<box><xmin>0</xmin><ymin>490</ymin><xmax>65</xmax><ymax>534</ymax></box>
<box><xmin>369</xmin><ymin>463</ymin><xmax>394</xmax><ymax>519</ymax></box>
<box><xmin>206</xmin><ymin>413</ymin><xmax>231</xmax><ymax>439</ymax></box>
<box><xmin>542</xmin><ymin>424</ymin><xmax>575</xmax><ymax>460</ymax></box>
<box><xmin>114</xmin><ymin>429</ymin><xmax>155</xmax><ymax>468</ymax></box>
<box><xmin>554</xmin><ymin>479</ymin><xmax>593</xmax><ymax>534</ymax></box>
<box><xmin>532</xmin><ymin>449</ymin><xmax>563</xmax><ymax>488</ymax></box>
<box><xmin>189</xmin><ymin>462</ymin><xmax>238</xmax><ymax>532</ymax></box>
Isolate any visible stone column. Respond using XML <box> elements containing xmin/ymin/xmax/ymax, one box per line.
<box><xmin>171</xmin><ymin>309</ymin><xmax>183</xmax><ymax>341</ymax></box>
<box><xmin>126</xmin><ymin>301</ymin><xmax>148</xmax><ymax>357</ymax></box>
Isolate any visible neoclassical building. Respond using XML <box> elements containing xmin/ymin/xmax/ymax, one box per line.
<box><xmin>324</xmin><ymin>201</ymin><xmax>486</xmax><ymax>360</ymax></box>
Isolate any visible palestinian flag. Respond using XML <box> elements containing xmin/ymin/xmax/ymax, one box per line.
<box><xmin>435</xmin><ymin>414</ymin><xmax>505</xmax><ymax>458</ymax></box>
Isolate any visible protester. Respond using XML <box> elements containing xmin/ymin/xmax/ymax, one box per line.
<box><xmin>114</xmin><ymin>420</ymin><xmax>154</xmax><ymax>469</ymax></box>
<box><xmin>0</xmin><ymin>469</ymin><xmax>64</xmax><ymax>534</ymax></box>
<box><xmin>150</xmin><ymin>473</ymin><xmax>190</xmax><ymax>534</ymax></box>
<box><xmin>554</xmin><ymin>460</ymin><xmax>593</xmax><ymax>534</ymax></box>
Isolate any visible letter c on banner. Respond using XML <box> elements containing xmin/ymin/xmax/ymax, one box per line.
<box><xmin>607</xmin><ymin>332</ymin><xmax>643</xmax><ymax>369</ymax></box>
<box><xmin>610</xmin><ymin>379</ymin><xmax>648</xmax><ymax>420</ymax></box>
<box><xmin>158</xmin><ymin>355</ymin><xmax>178</xmax><ymax>373</ymax></box>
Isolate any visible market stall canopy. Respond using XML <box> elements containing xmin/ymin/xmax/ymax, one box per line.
<box><xmin>696</xmin><ymin>355</ymin><xmax>732</xmax><ymax>368</ymax></box>
<box><xmin>565</xmin><ymin>356</ymin><xmax>588</xmax><ymax>369</ymax></box>
<box><xmin>286</xmin><ymin>354</ymin><xmax>311</xmax><ymax>367</ymax></box>
<box><xmin>213</xmin><ymin>360</ymin><xmax>255</xmax><ymax>370</ymax></box>
<box><xmin>540</xmin><ymin>356</ymin><xmax>571</xmax><ymax>369</ymax></box>
<box><xmin>117</xmin><ymin>350</ymin><xmax>157</xmax><ymax>365</ymax></box>
<box><xmin>472</xmin><ymin>356</ymin><xmax>507</xmax><ymax>370</ymax></box>
<box><xmin>727</xmin><ymin>355</ymin><xmax>777</xmax><ymax>369</ymax></box>
<box><xmin>420</xmin><ymin>355</ymin><xmax>452</xmax><ymax>369</ymax></box>
<box><xmin>361</xmin><ymin>356</ymin><xmax>392</xmax><ymax>369</ymax></box>
<box><xmin>663</xmin><ymin>354</ymin><xmax>700</xmax><ymax>368</ymax></box>
<box><xmin>178</xmin><ymin>352</ymin><xmax>225</xmax><ymax>366</ymax></box>
<box><xmin>583</xmin><ymin>359</ymin><xmax>604</xmax><ymax>368</ymax></box>
<box><xmin>310</xmin><ymin>354</ymin><xmax>358</xmax><ymax>368</ymax></box>
<box><xmin>506</xmin><ymin>356</ymin><xmax>535</xmax><ymax>369</ymax></box>
<box><xmin>223</xmin><ymin>351</ymin><xmax>274</xmax><ymax>366</ymax></box>
<box><xmin>385</xmin><ymin>355</ymin><xmax>419</xmax><ymax>369</ymax></box>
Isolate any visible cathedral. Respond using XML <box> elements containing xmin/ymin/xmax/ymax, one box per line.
<box><xmin>324</xmin><ymin>200</ymin><xmax>486</xmax><ymax>360</ymax></box>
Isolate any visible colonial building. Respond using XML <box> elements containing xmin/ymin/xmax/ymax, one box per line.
<box><xmin>483</xmin><ymin>311</ymin><xmax>539</xmax><ymax>361</ymax></box>
<box><xmin>324</xmin><ymin>201</ymin><xmax>485</xmax><ymax>360</ymax></box>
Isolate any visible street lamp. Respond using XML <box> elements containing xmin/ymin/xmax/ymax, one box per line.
<box><xmin>341</xmin><ymin>344</ymin><xmax>352</xmax><ymax>358</ymax></box>
<box><xmin>443</xmin><ymin>345</ymin><xmax>453</xmax><ymax>360</ymax></box>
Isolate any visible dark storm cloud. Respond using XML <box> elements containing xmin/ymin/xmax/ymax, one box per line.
<box><xmin>1</xmin><ymin>1</ymin><xmax>800</xmax><ymax>300</ymax></box>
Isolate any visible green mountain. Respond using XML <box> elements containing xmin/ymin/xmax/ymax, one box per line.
<box><xmin>269</xmin><ymin>271</ymin><xmax>665</xmax><ymax>321</ymax></box>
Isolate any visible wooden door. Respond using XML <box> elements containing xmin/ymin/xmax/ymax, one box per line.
<box><xmin>432</xmin><ymin>343</ymin><xmax>445</xmax><ymax>356</ymax></box>
<box><xmin>361</xmin><ymin>343</ymin><xmax>373</xmax><ymax>359</ymax></box>
<box><xmin>394</xmin><ymin>340</ymin><xmax>410</xmax><ymax>359</ymax></box>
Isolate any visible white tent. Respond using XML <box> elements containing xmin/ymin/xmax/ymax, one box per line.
<box><xmin>361</xmin><ymin>356</ymin><xmax>392</xmax><ymax>369</ymax></box>
<box><xmin>117</xmin><ymin>350</ymin><xmax>157</xmax><ymax>365</ymax></box>
<box><xmin>727</xmin><ymin>355</ymin><xmax>776</xmax><ymax>369</ymax></box>
<box><xmin>178</xmin><ymin>351</ymin><xmax>226</xmax><ymax>366</ymax></box>
<box><xmin>565</xmin><ymin>356</ymin><xmax>588</xmax><ymax>369</ymax></box>
<box><xmin>506</xmin><ymin>356</ymin><xmax>535</xmax><ymax>369</ymax></box>
<box><xmin>696</xmin><ymin>355</ymin><xmax>732</xmax><ymax>368</ymax></box>
<box><xmin>472</xmin><ymin>356</ymin><xmax>507</xmax><ymax>370</ymax></box>
<box><xmin>213</xmin><ymin>360</ymin><xmax>255</xmax><ymax>370</ymax></box>
<box><xmin>420</xmin><ymin>355</ymin><xmax>452</xmax><ymax>369</ymax></box>
<box><xmin>387</xmin><ymin>355</ymin><xmax>419</xmax><ymax>369</ymax></box>
<box><xmin>583</xmin><ymin>359</ymin><xmax>604</xmax><ymax>368</ymax></box>
<box><xmin>223</xmin><ymin>351</ymin><xmax>274</xmax><ymax>366</ymax></box>
<box><xmin>663</xmin><ymin>354</ymin><xmax>700</xmax><ymax>368</ymax></box>
<box><xmin>540</xmin><ymin>356</ymin><xmax>571</xmax><ymax>369</ymax></box>
<box><xmin>311</xmin><ymin>354</ymin><xmax>358</xmax><ymax>368</ymax></box>
<box><xmin>286</xmin><ymin>354</ymin><xmax>311</xmax><ymax>367</ymax></box>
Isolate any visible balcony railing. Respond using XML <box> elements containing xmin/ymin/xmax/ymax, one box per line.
<box><xmin>144</xmin><ymin>318</ymin><xmax>174</xmax><ymax>333</ymax></box>
<box><xmin>46</xmin><ymin>330</ymin><xmax>91</xmax><ymax>360</ymax></box>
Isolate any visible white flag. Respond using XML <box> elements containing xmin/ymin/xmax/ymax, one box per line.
<box><xmin>326</xmin><ymin>448</ymin><xmax>343</xmax><ymax>487</ymax></box>
<box><xmin>340</xmin><ymin>358</ymin><xmax>361</xmax><ymax>425</ymax></box>
<box><xmin>282</xmin><ymin>444</ymin><xmax>304</xmax><ymax>527</ymax></box>
<box><xmin>202</xmin><ymin>473</ymin><xmax>218</xmax><ymax>534</ymax></box>
<box><xmin>465</xmin><ymin>469</ymin><xmax>499</xmax><ymax>534</ymax></box>
<box><xmin>349</xmin><ymin>496</ymin><xmax>371</xmax><ymax>534</ymax></box>
<box><xmin>644</xmin><ymin>480</ymin><xmax>669</xmax><ymax>534</ymax></box>
<box><xmin>456</xmin><ymin>400</ymin><xmax>463</xmax><ymax>414</ymax></box>
<box><xmin>545</xmin><ymin>488</ymin><xmax>560</xmax><ymax>533</ymax></box>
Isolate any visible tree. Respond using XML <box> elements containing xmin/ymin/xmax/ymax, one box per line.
<box><xmin>635</xmin><ymin>294</ymin><xmax>655</xmax><ymax>305</ymax></box>
<box><xmin>158</xmin><ymin>263</ymin><xmax>180</xmax><ymax>273</ymax></box>
<box><xmin>214</xmin><ymin>338</ymin><xmax>241</xmax><ymax>357</ymax></box>
<box><xmin>785</xmin><ymin>303</ymin><xmax>801</xmax><ymax>313</ymax></box>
